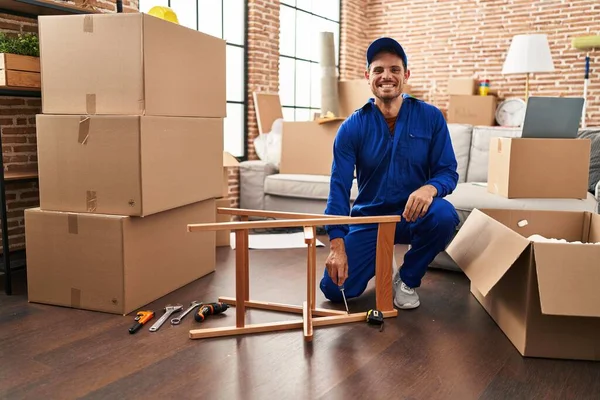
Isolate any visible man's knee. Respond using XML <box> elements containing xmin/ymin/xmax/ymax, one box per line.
<box><xmin>423</xmin><ymin>198</ymin><xmax>459</xmax><ymax>232</ymax></box>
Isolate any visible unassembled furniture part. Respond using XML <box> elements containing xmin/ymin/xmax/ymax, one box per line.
<box><xmin>186</xmin><ymin>208</ymin><xmax>400</xmax><ymax>341</ymax></box>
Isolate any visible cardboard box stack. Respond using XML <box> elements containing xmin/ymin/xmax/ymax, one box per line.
<box><xmin>447</xmin><ymin>94</ymin><xmax>597</xmax><ymax>361</ymax></box>
<box><xmin>447</xmin><ymin>78</ymin><xmax>497</xmax><ymax>126</ymax></box>
<box><xmin>25</xmin><ymin>13</ymin><xmax>227</xmax><ymax>315</ymax></box>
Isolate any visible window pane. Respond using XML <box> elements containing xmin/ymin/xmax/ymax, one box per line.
<box><xmin>198</xmin><ymin>0</ymin><xmax>222</xmax><ymax>39</ymax></box>
<box><xmin>295</xmin><ymin>108</ymin><xmax>311</xmax><ymax>121</ymax></box>
<box><xmin>224</xmin><ymin>103</ymin><xmax>244</xmax><ymax>157</ymax></box>
<box><xmin>296</xmin><ymin>0</ymin><xmax>311</xmax><ymax>12</ymax></box>
<box><xmin>311</xmin><ymin>62</ymin><xmax>321</xmax><ymax>109</ymax></box>
<box><xmin>226</xmin><ymin>45</ymin><xmax>244</xmax><ymax>102</ymax></box>
<box><xmin>295</xmin><ymin>60</ymin><xmax>311</xmax><ymax>107</ymax></box>
<box><xmin>312</xmin><ymin>0</ymin><xmax>340</xmax><ymax>22</ymax></box>
<box><xmin>310</xmin><ymin>108</ymin><xmax>321</xmax><ymax>120</ymax></box>
<box><xmin>139</xmin><ymin>0</ymin><xmax>168</xmax><ymax>13</ymax></box>
<box><xmin>282</xmin><ymin>107</ymin><xmax>295</xmax><ymax>121</ymax></box>
<box><xmin>279</xmin><ymin>57</ymin><xmax>295</xmax><ymax>107</ymax></box>
<box><xmin>295</xmin><ymin>10</ymin><xmax>312</xmax><ymax>61</ymax></box>
<box><xmin>170</xmin><ymin>0</ymin><xmax>197</xmax><ymax>30</ymax></box>
<box><xmin>224</xmin><ymin>0</ymin><xmax>244</xmax><ymax>45</ymax></box>
<box><xmin>279</xmin><ymin>6</ymin><xmax>295</xmax><ymax>57</ymax></box>
<box><xmin>281</xmin><ymin>0</ymin><xmax>295</xmax><ymax>5</ymax></box>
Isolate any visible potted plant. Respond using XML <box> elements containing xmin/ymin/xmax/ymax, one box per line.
<box><xmin>0</xmin><ymin>32</ymin><xmax>40</xmax><ymax>89</ymax></box>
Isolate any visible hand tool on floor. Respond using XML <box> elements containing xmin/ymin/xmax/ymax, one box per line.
<box><xmin>194</xmin><ymin>302</ymin><xmax>229</xmax><ymax>322</ymax></box>
<box><xmin>339</xmin><ymin>285</ymin><xmax>349</xmax><ymax>314</ymax></box>
<box><xmin>149</xmin><ymin>304</ymin><xmax>183</xmax><ymax>332</ymax></box>
<box><xmin>366</xmin><ymin>309</ymin><xmax>384</xmax><ymax>332</ymax></box>
<box><xmin>128</xmin><ymin>310</ymin><xmax>154</xmax><ymax>334</ymax></box>
<box><xmin>171</xmin><ymin>301</ymin><xmax>202</xmax><ymax>325</ymax></box>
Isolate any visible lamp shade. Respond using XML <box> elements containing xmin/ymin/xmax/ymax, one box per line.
<box><xmin>502</xmin><ymin>34</ymin><xmax>555</xmax><ymax>74</ymax></box>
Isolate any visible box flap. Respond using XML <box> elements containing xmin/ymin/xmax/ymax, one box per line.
<box><xmin>253</xmin><ymin>92</ymin><xmax>283</xmax><ymax>135</ymax></box>
<box><xmin>533</xmin><ymin>241</ymin><xmax>600</xmax><ymax>318</ymax></box>
<box><xmin>446</xmin><ymin>208</ymin><xmax>531</xmax><ymax>296</ymax></box>
<box><xmin>223</xmin><ymin>152</ymin><xmax>240</xmax><ymax>167</ymax></box>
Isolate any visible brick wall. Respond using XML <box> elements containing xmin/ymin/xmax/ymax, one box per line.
<box><xmin>340</xmin><ymin>0</ymin><xmax>369</xmax><ymax>81</ymax></box>
<box><xmin>246</xmin><ymin>0</ymin><xmax>280</xmax><ymax>161</ymax></box>
<box><xmin>0</xmin><ymin>1</ymin><xmax>137</xmax><ymax>254</ymax></box>
<box><xmin>350</xmin><ymin>0</ymin><xmax>600</xmax><ymax>127</ymax></box>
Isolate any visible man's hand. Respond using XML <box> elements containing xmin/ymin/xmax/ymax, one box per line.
<box><xmin>403</xmin><ymin>184</ymin><xmax>437</xmax><ymax>222</ymax></box>
<box><xmin>325</xmin><ymin>238</ymin><xmax>348</xmax><ymax>286</ymax></box>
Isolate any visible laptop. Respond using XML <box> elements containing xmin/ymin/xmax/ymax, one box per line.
<box><xmin>521</xmin><ymin>96</ymin><xmax>585</xmax><ymax>139</ymax></box>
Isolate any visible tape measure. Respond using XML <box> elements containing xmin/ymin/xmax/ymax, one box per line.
<box><xmin>366</xmin><ymin>309</ymin><xmax>384</xmax><ymax>332</ymax></box>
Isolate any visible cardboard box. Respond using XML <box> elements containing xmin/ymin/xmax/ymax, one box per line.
<box><xmin>448</xmin><ymin>95</ymin><xmax>497</xmax><ymax>126</ymax></box>
<box><xmin>38</xmin><ymin>13</ymin><xmax>225</xmax><ymax>117</ymax></box>
<box><xmin>488</xmin><ymin>137</ymin><xmax>591</xmax><ymax>199</ymax></box>
<box><xmin>446</xmin><ymin>208</ymin><xmax>600</xmax><ymax>361</ymax></box>
<box><xmin>215</xmin><ymin>197</ymin><xmax>232</xmax><ymax>247</ymax></box>
<box><xmin>25</xmin><ymin>199</ymin><xmax>217</xmax><ymax>315</ymax></box>
<box><xmin>222</xmin><ymin>152</ymin><xmax>240</xmax><ymax>198</ymax></box>
<box><xmin>36</xmin><ymin>114</ymin><xmax>223</xmax><ymax>216</ymax></box>
<box><xmin>448</xmin><ymin>78</ymin><xmax>477</xmax><ymax>95</ymax></box>
<box><xmin>279</xmin><ymin>120</ymin><xmax>342</xmax><ymax>175</ymax></box>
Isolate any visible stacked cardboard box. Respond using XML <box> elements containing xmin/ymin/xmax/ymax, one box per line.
<box><xmin>25</xmin><ymin>13</ymin><xmax>227</xmax><ymax>315</ymax></box>
<box><xmin>447</xmin><ymin>78</ymin><xmax>497</xmax><ymax>126</ymax></box>
<box><xmin>447</xmin><ymin>115</ymin><xmax>597</xmax><ymax>361</ymax></box>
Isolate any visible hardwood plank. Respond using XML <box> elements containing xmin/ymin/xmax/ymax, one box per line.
<box><xmin>1</xmin><ymin>239</ymin><xmax>599</xmax><ymax>399</ymax></box>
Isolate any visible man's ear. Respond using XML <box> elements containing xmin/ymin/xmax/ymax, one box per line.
<box><xmin>405</xmin><ymin>69</ymin><xmax>411</xmax><ymax>81</ymax></box>
<box><xmin>364</xmin><ymin>69</ymin><xmax>370</xmax><ymax>80</ymax></box>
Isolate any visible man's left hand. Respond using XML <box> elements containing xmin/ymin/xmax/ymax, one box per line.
<box><xmin>403</xmin><ymin>185</ymin><xmax>437</xmax><ymax>222</ymax></box>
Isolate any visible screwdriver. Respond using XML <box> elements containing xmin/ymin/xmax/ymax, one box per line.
<box><xmin>339</xmin><ymin>285</ymin><xmax>349</xmax><ymax>314</ymax></box>
<box><xmin>194</xmin><ymin>302</ymin><xmax>229</xmax><ymax>322</ymax></box>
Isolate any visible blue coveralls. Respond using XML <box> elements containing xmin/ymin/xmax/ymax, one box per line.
<box><xmin>320</xmin><ymin>94</ymin><xmax>460</xmax><ymax>303</ymax></box>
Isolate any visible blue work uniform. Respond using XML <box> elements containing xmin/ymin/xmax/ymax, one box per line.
<box><xmin>320</xmin><ymin>94</ymin><xmax>460</xmax><ymax>303</ymax></box>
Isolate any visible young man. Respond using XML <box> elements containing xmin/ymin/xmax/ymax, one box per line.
<box><xmin>320</xmin><ymin>37</ymin><xmax>460</xmax><ymax>309</ymax></box>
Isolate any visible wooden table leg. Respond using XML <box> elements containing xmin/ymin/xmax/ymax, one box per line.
<box><xmin>241</xmin><ymin>216</ymin><xmax>249</xmax><ymax>301</ymax></box>
<box><xmin>375</xmin><ymin>222</ymin><xmax>396</xmax><ymax>313</ymax></box>
<box><xmin>235</xmin><ymin>229</ymin><xmax>248</xmax><ymax>328</ymax></box>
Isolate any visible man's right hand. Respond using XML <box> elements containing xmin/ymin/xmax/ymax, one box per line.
<box><xmin>325</xmin><ymin>238</ymin><xmax>348</xmax><ymax>286</ymax></box>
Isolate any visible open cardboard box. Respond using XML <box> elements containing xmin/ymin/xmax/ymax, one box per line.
<box><xmin>446</xmin><ymin>208</ymin><xmax>600</xmax><ymax>361</ymax></box>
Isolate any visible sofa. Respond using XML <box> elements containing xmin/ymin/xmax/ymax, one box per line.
<box><xmin>239</xmin><ymin>124</ymin><xmax>600</xmax><ymax>269</ymax></box>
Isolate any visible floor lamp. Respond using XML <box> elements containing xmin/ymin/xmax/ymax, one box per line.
<box><xmin>502</xmin><ymin>34</ymin><xmax>555</xmax><ymax>99</ymax></box>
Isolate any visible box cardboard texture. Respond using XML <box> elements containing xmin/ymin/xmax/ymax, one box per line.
<box><xmin>215</xmin><ymin>197</ymin><xmax>232</xmax><ymax>247</ymax></box>
<box><xmin>25</xmin><ymin>199</ymin><xmax>217</xmax><ymax>315</ymax></box>
<box><xmin>36</xmin><ymin>114</ymin><xmax>223</xmax><ymax>216</ymax></box>
<box><xmin>38</xmin><ymin>13</ymin><xmax>226</xmax><ymax>117</ymax></box>
<box><xmin>448</xmin><ymin>95</ymin><xmax>497</xmax><ymax>126</ymax></box>
<box><xmin>448</xmin><ymin>78</ymin><xmax>477</xmax><ymax>95</ymax></box>
<box><xmin>279</xmin><ymin>120</ymin><xmax>342</xmax><ymax>176</ymax></box>
<box><xmin>488</xmin><ymin>137</ymin><xmax>591</xmax><ymax>199</ymax></box>
<box><xmin>446</xmin><ymin>208</ymin><xmax>600</xmax><ymax>361</ymax></box>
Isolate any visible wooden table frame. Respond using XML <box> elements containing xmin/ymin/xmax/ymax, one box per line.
<box><xmin>187</xmin><ymin>208</ymin><xmax>400</xmax><ymax>341</ymax></box>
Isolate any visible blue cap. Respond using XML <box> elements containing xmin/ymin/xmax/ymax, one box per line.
<box><xmin>366</xmin><ymin>37</ymin><xmax>407</xmax><ymax>68</ymax></box>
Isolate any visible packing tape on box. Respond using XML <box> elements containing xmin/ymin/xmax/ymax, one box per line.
<box><xmin>71</xmin><ymin>288</ymin><xmax>82</xmax><ymax>308</ymax></box>
<box><xmin>68</xmin><ymin>214</ymin><xmax>79</xmax><ymax>234</ymax></box>
<box><xmin>86</xmin><ymin>94</ymin><xmax>96</xmax><ymax>115</ymax></box>
<box><xmin>83</xmin><ymin>15</ymin><xmax>94</xmax><ymax>33</ymax></box>
<box><xmin>86</xmin><ymin>191</ymin><xmax>97</xmax><ymax>212</ymax></box>
<box><xmin>78</xmin><ymin>116</ymin><xmax>90</xmax><ymax>144</ymax></box>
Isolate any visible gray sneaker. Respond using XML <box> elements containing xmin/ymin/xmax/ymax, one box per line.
<box><xmin>393</xmin><ymin>275</ymin><xmax>420</xmax><ymax>309</ymax></box>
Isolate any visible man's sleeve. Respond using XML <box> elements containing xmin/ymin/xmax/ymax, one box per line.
<box><xmin>425</xmin><ymin>109</ymin><xmax>459</xmax><ymax>198</ymax></box>
<box><xmin>324</xmin><ymin>120</ymin><xmax>357</xmax><ymax>240</ymax></box>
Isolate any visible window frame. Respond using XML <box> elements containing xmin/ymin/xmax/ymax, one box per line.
<box><xmin>279</xmin><ymin>1</ymin><xmax>342</xmax><ymax>121</ymax></box>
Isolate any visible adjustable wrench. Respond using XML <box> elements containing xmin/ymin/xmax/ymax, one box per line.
<box><xmin>171</xmin><ymin>301</ymin><xmax>202</xmax><ymax>325</ymax></box>
<box><xmin>149</xmin><ymin>304</ymin><xmax>183</xmax><ymax>332</ymax></box>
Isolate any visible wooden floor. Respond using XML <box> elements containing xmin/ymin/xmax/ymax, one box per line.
<box><xmin>1</xmin><ymin>239</ymin><xmax>599</xmax><ymax>400</ymax></box>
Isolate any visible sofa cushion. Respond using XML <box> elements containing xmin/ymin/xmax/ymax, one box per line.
<box><xmin>445</xmin><ymin>182</ymin><xmax>598</xmax><ymax>228</ymax></box>
<box><xmin>264</xmin><ymin>174</ymin><xmax>359</xmax><ymax>201</ymax></box>
<box><xmin>447</xmin><ymin>123</ymin><xmax>472</xmax><ymax>183</ymax></box>
<box><xmin>465</xmin><ymin>126</ymin><xmax>521</xmax><ymax>183</ymax></box>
